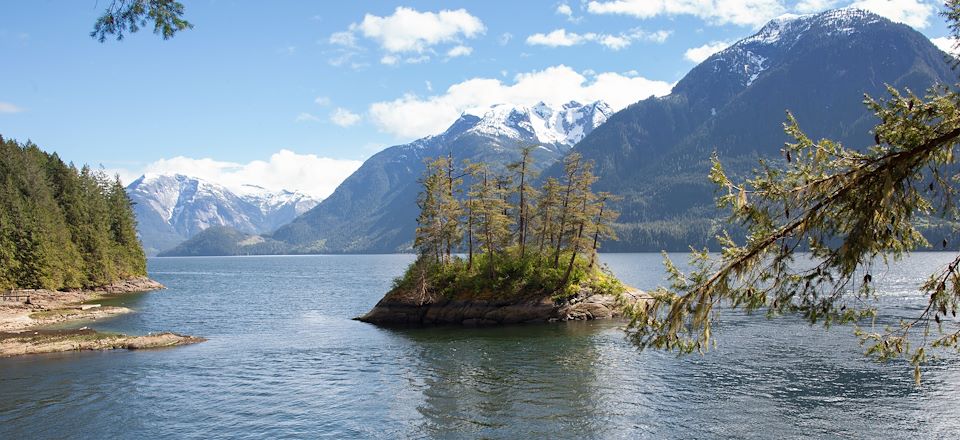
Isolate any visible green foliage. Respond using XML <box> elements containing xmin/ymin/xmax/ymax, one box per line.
<box><xmin>92</xmin><ymin>0</ymin><xmax>192</xmax><ymax>42</ymax></box>
<box><xmin>406</xmin><ymin>149</ymin><xmax>623</xmax><ymax>301</ymax></box>
<box><xmin>0</xmin><ymin>135</ymin><xmax>147</xmax><ymax>290</ymax></box>
<box><xmin>627</xmin><ymin>2</ymin><xmax>960</xmax><ymax>383</ymax></box>
<box><xmin>392</xmin><ymin>248</ymin><xmax>623</xmax><ymax>303</ymax></box>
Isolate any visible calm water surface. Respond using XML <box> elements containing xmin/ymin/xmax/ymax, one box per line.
<box><xmin>1</xmin><ymin>253</ymin><xmax>959</xmax><ymax>439</ymax></box>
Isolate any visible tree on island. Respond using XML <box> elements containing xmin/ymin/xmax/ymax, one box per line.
<box><xmin>402</xmin><ymin>151</ymin><xmax>622</xmax><ymax>301</ymax></box>
<box><xmin>628</xmin><ymin>1</ymin><xmax>960</xmax><ymax>383</ymax></box>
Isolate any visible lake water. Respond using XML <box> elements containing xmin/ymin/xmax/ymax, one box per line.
<box><xmin>1</xmin><ymin>253</ymin><xmax>959</xmax><ymax>439</ymax></box>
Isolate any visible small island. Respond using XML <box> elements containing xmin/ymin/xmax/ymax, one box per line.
<box><xmin>358</xmin><ymin>149</ymin><xmax>648</xmax><ymax>326</ymax></box>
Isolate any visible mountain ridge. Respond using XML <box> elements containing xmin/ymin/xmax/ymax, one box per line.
<box><xmin>127</xmin><ymin>173</ymin><xmax>319</xmax><ymax>255</ymax></box>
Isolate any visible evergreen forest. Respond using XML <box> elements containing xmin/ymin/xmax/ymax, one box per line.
<box><xmin>0</xmin><ymin>135</ymin><xmax>147</xmax><ymax>290</ymax></box>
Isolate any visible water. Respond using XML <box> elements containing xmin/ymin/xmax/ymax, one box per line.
<box><xmin>1</xmin><ymin>253</ymin><xmax>958</xmax><ymax>439</ymax></box>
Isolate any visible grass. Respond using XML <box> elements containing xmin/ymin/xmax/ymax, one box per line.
<box><xmin>392</xmin><ymin>247</ymin><xmax>627</xmax><ymax>303</ymax></box>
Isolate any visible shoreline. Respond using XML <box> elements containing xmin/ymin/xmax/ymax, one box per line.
<box><xmin>0</xmin><ymin>277</ymin><xmax>204</xmax><ymax>357</ymax></box>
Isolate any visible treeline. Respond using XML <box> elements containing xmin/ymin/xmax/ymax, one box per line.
<box><xmin>0</xmin><ymin>135</ymin><xmax>146</xmax><ymax>290</ymax></box>
<box><xmin>414</xmin><ymin>147</ymin><xmax>619</xmax><ymax>291</ymax></box>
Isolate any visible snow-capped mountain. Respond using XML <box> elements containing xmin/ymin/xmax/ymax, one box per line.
<box><xmin>463</xmin><ymin>101</ymin><xmax>612</xmax><ymax>147</ymax></box>
<box><xmin>126</xmin><ymin>174</ymin><xmax>319</xmax><ymax>255</ymax></box>
<box><xmin>267</xmin><ymin>100</ymin><xmax>609</xmax><ymax>253</ymax></box>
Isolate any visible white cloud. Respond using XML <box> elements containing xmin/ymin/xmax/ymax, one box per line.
<box><xmin>684</xmin><ymin>40</ymin><xmax>733</xmax><ymax>63</ymax></box>
<box><xmin>586</xmin><ymin>0</ymin><xmax>786</xmax><ymax>27</ymax></box>
<box><xmin>526</xmin><ymin>28</ymin><xmax>671</xmax><ymax>49</ymax></box>
<box><xmin>295</xmin><ymin>112</ymin><xmax>322</xmax><ymax>122</ymax></box>
<box><xmin>330</xmin><ymin>108</ymin><xmax>361</xmax><ymax>127</ymax></box>
<box><xmin>0</xmin><ymin>102</ymin><xmax>23</xmax><ymax>113</ymax></box>
<box><xmin>931</xmin><ymin>36</ymin><xmax>959</xmax><ymax>56</ymax></box>
<box><xmin>347</xmin><ymin>7</ymin><xmax>484</xmax><ymax>53</ymax></box>
<box><xmin>849</xmin><ymin>0</ymin><xmax>935</xmax><ymax>28</ymax></box>
<box><xmin>368</xmin><ymin>65</ymin><xmax>672</xmax><ymax>139</ymax></box>
<box><xmin>793</xmin><ymin>0</ymin><xmax>840</xmax><ymax>13</ymax></box>
<box><xmin>314</xmin><ymin>96</ymin><xmax>331</xmax><ymax>106</ymax></box>
<box><xmin>527</xmin><ymin>29</ymin><xmax>584</xmax><ymax>47</ymax></box>
<box><xmin>498</xmin><ymin>32</ymin><xmax>513</xmax><ymax>45</ymax></box>
<box><xmin>557</xmin><ymin>4</ymin><xmax>574</xmax><ymax>17</ymax></box>
<box><xmin>133</xmin><ymin>150</ymin><xmax>362</xmax><ymax>199</ymax></box>
<box><xmin>446</xmin><ymin>45</ymin><xmax>473</xmax><ymax>57</ymax></box>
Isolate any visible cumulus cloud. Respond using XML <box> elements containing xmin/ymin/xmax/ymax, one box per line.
<box><xmin>931</xmin><ymin>36</ymin><xmax>959</xmax><ymax>56</ymax></box>
<box><xmin>586</xmin><ymin>0</ymin><xmax>786</xmax><ymax>27</ymax></box>
<box><xmin>330</xmin><ymin>7</ymin><xmax>484</xmax><ymax>65</ymax></box>
<box><xmin>0</xmin><ymin>102</ymin><xmax>24</xmax><ymax>113</ymax></box>
<box><xmin>684</xmin><ymin>40</ymin><xmax>733</xmax><ymax>63</ymax></box>
<box><xmin>131</xmin><ymin>150</ymin><xmax>362</xmax><ymax>199</ymax></box>
<box><xmin>526</xmin><ymin>28</ymin><xmax>670</xmax><ymax>49</ymax></box>
<box><xmin>557</xmin><ymin>4</ymin><xmax>574</xmax><ymax>17</ymax></box>
<box><xmin>368</xmin><ymin>65</ymin><xmax>673</xmax><ymax>139</ymax></box>
<box><xmin>330</xmin><ymin>108</ymin><xmax>361</xmax><ymax>127</ymax></box>
<box><xmin>446</xmin><ymin>45</ymin><xmax>473</xmax><ymax>57</ymax></box>
<box><xmin>314</xmin><ymin>96</ymin><xmax>331</xmax><ymax>106</ymax></box>
<box><xmin>849</xmin><ymin>0</ymin><xmax>935</xmax><ymax>28</ymax></box>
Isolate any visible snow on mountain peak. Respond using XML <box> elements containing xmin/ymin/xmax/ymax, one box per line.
<box><xmin>706</xmin><ymin>8</ymin><xmax>887</xmax><ymax>88</ymax></box>
<box><xmin>459</xmin><ymin>100</ymin><xmax>611</xmax><ymax>146</ymax></box>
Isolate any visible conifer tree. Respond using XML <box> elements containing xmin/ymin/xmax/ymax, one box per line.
<box><xmin>508</xmin><ymin>146</ymin><xmax>538</xmax><ymax>258</ymax></box>
<box><xmin>415</xmin><ymin>160</ymin><xmax>444</xmax><ymax>263</ymax></box>
<box><xmin>535</xmin><ymin>177</ymin><xmax>562</xmax><ymax>259</ymax></box>
<box><xmin>554</xmin><ymin>153</ymin><xmax>583</xmax><ymax>267</ymax></box>
<box><xmin>588</xmin><ymin>192</ymin><xmax>620</xmax><ymax>268</ymax></box>
<box><xmin>470</xmin><ymin>162</ymin><xmax>512</xmax><ymax>279</ymax></box>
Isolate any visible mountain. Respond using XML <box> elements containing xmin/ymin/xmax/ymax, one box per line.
<box><xmin>269</xmin><ymin>100</ymin><xmax>612</xmax><ymax>253</ymax></box>
<box><xmin>157</xmin><ymin>226</ymin><xmax>288</xmax><ymax>257</ymax></box>
<box><xmin>559</xmin><ymin>8</ymin><xmax>956</xmax><ymax>251</ymax></box>
<box><xmin>127</xmin><ymin>174</ymin><xmax>319</xmax><ymax>255</ymax></box>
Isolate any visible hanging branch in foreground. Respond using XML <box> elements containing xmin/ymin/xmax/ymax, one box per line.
<box><xmin>626</xmin><ymin>83</ymin><xmax>960</xmax><ymax>384</ymax></box>
<box><xmin>91</xmin><ymin>0</ymin><xmax>192</xmax><ymax>42</ymax></box>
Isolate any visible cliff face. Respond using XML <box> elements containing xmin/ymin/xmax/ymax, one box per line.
<box><xmin>356</xmin><ymin>286</ymin><xmax>648</xmax><ymax>327</ymax></box>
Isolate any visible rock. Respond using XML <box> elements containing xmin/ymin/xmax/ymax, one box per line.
<box><xmin>356</xmin><ymin>287</ymin><xmax>650</xmax><ymax>327</ymax></box>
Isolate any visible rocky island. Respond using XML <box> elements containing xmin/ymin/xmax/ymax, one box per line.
<box><xmin>358</xmin><ymin>150</ymin><xmax>646</xmax><ymax>327</ymax></box>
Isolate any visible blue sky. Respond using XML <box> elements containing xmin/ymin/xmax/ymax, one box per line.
<box><xmin>0</xmin><ymin>0</ymin><xmax>953</xmax><ymax>197</ymax></box>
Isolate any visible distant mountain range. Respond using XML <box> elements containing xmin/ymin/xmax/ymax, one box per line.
<box><xmin>154</xmin><ymin>8</ymin><xmax>957</xmax><ymax>256</ymax></box>
<box><xmin>159</xmin><ymin>100</ymin><xmax>611</xmax><ymax>256</ymax></box>
<box><xmin>127</xmin><ymin>174</ymin><xmax>319</xmax><ymax>255</ymax></box>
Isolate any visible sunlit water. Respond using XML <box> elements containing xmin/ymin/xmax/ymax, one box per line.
<box><xmin>1</xmin><ymin>254</ymin><xmax>958</xmax><ymax>439</ymax></box>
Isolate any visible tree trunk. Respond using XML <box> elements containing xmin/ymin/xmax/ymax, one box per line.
<box><xmin>589</xmin><ymin>198</ymin><xmax>606</xmax><ymax>269</ymax></box>
<box><xmin>560</xmin><ymin>220</ymin><xmax>586</xmax><ymax>290</ymax></box>
<box><xmin>518</xmin><ymin>157</ymin><xmax>527</xmax><ymax>259</ymax></box>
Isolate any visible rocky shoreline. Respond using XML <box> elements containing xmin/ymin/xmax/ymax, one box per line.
<box><xmin>0</xmin><ymin>277</ymin><xmax>204</xmax><ymax>357</ymax></box>
<box><xmin>357</xmin><ymin>286</ymin><xmax>650</xmax><ymax>327</ymax></box>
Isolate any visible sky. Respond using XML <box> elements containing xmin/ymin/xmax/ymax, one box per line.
<box><xmin>0</xmin><ymin>0</ymin><xmax>954</xmax><ymax>198</ymax></box>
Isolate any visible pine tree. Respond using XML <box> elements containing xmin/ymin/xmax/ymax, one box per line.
<box><xmin>534</xmin><ymin>177</ymin><xmax>562</xmax><ymax>259</ymax></box>
<box><xmin>415</xmin><ymin>160</ymin><xmax>444</xmax><ymax>263</ymax></box>
<box><xmin>588</xmin><ymin>192</ymin><xmax>620</xmax><ymax>269</ymax></box>
<box><xmin>470</xmin><ymin>162</ymin><xmax>512</xmax><ymax>279</ymax></box>
<box><xmin>508</xmin><ymin>146</ymin><xmax>539</xmax><ymax>258</ymax></box>
<box><xmin>553</xmin><ymin>153</ymin><xmax>583</xmax><ymax>267</ymax></box>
